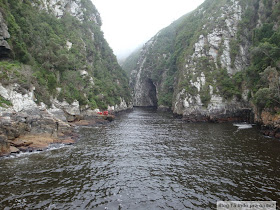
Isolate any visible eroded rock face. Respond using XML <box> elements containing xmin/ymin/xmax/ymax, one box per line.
<box><xmin>33</xmin><ymin>0</ymin><xmax>101</xmax><ymax>25</ymax></box>
<box><xmin>184</xmin><ymin>0</ymin><xmax>244</xmax><ymax>73</ymax></box>
<box><xmin>107</xmin><ymin>98</ymin><xmax>133</xmax><ymax>112</ymax></box>
<box><xmin>134</xmin><ymin>78</ymin><xmax>157</xmax><ymax>107</ymax></box>
<box><xmin>0</xmin><ymin>11</ymin><xmax>11</xmax><ymax>58</ymax></box>
<box><xmin>130</xmin><ymin>38</ymin><xmax>160</xmax><ymax>107</ymax></box>
<box><xmin>256</xmin><ymin>110</ymin><xmax>280</xmax><ymax>139</ymax></box>
<box><xmin>51</xmin><ymin>99</ymin><xmax>81</xmax><ymax>122</ymax></box>
<box><xmin>0</xmin><ymin>82</ymin><xmax>74</xmax><ymax>156</ymax></box>
<box><xmin>0</xmin><ymin>84</ymin><xmax>37</xmax><ymax>112</ymax></box>
<box><xmin>173</xmin><ymin>0</ymin><xmax>251</xmax><ymax>121</ymax></box>
<box><xmin>0</xmin><ymin>105</ymin><xmax>74</xmax><ymax>156</ymax></box>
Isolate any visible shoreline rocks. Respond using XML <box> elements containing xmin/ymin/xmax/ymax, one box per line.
<box><xmin>0</xmin><ymin>109</ymin><xmax>75</xmax><ymax>157</ymax></box>
<box><xmin>175</xmin><ymin>108</ymin><xmax>280</xmax><ymax>140</ymax></box>
<box><xmin>71</xmin><ymin>114</ymin><xmax>115</xmax><ymax>126</ymax></box>
<box><xmin>0</xmin><ymin>81</ymin><xmax>132</xmax><ymax>157</ymax></box>
<box><xmin>0</xmin><ymin>135</ymin><xmax>10</xmax><ymax>156</ymax></box>
<box><xmin>174</xmin><ymin>108</ymin><xmax>254</xmax><ymax>123</ymax></box>
<box><xmin>0</xmin><ymin>109</ymin><xmax>116</xmax><ymax>157</ymax></box>
<box><xmin>254</xmin><ymin>110</ymin><xmax>280</xmax><ymax>139</ymax></box>
<box><xmin>0</xmin><ymin>105</ymin><xmax>117</xmax><ymax>157</ymax></box>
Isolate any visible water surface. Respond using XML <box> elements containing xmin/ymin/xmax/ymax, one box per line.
<box><xmin>0</xmin><ymin>108</ymin><xmax>279</xmax><ymax>209</ymax></box>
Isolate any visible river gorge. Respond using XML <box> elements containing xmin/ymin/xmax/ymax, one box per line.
<box><xmin>0</xmin><ymin>108</ymin><xmax>279</xmax><ymax>209</ymax></box>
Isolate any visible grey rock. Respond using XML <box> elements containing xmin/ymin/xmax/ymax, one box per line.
<box><xmin>0</xmin><ymin>135</ymin><xmax>10</xmax><ymax>156</ymax></box>
<box><xmin>0</xmin><ymin>11</ymin><xmax>11</xmax><ymax>57</ymax></box>
<box><xmin>10</xmin><ymin>146</ymin><xmax>19</xmax><ymax>153</ymax></box>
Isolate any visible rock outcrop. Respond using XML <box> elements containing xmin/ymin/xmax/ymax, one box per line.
<box><xmin>0</xmin><ymin>135</ymin><xmax>9</xmax><ymax>155</ymax></box>
<box><xmin>0</xmin><ymin>79</ymin><xmax>131</xmax><ymax>156</ymax></box>
<box><xmin>0</xmin><ymin>11</ymin><xmax>11</xmax><ymax>58</ymax></box>
<box><xmin>108</xmin><ymin>98</ymin><xmax>133</xmax><ymax>112</ymax></box>
<box><xmin>0</xmin><ymin>83</ymin><xmax>74</xmax><ymax>156</ymax></box>
<box><xmin>33</xmin><ymin>0</ymin><xmax>101</xmax><ymax>24</ymax></box>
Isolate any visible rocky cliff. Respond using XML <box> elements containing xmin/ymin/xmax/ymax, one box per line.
<box><xmin>0</xmin><ymin>0</ymin><xmax>132</xmax><ymax>109</ymax></box>
<box><xmin>0</xmin><ymin>10</ymin><xmax>10</xmax><ymax>58</ymax></box>
<box><xmin>124</xmin><ymin>0</ymin><xmax>280</xmax><ymax>128</ymax></box>
<box><xmin>173</xmin><ymin>0</ymin><xmax>250</xmax><ymax>121</ymax></box>
<box><xmin>0</xmin><ymin>0</ymin><xmax>132</xmax><ymax>156</ymax></box>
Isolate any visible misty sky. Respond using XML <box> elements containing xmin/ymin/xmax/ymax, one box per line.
<box><xmin>91</xmin><ymin>0</ymin><xmax>205</xmax><ymax>59</ymax></box>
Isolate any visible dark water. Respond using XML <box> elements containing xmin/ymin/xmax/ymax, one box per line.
<box><xmin>0</xmin><ymin>108</ymin><xmax>280</xmax><ymax>209</ymax></box>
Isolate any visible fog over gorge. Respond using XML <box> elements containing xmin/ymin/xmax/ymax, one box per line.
<box><xmin>91</xmin><ymin>0</ymin><xmax>205</xmax><ymax>60</ymax></box>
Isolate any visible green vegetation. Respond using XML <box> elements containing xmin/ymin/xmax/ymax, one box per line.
<box><xmin>215</xmin><ymin>69</ymin><xmax>243</xmax><ymax>100</ymax></box>
<box><xmin>0</xmin><ymin>61</ymin><xmax>19</xmax><ymax>82</ymax></box>
<box><xmin>200</xmin><ymin>84</ymin><xmax>211</xmax><ymax>106</ymax></box>
<box><xmin>0</xmin><ymin>95</ymin><xmax>12</xmax><ymax>107</ymax></box>
<box><xmin>121</xmin><ymin>48</ymin><xmax>141</xmax><ymax>75</ymax></box>
<box><xmin>245</xmin><ymin>3</ymin><xmax>280</xmax><ymax>111</ymax></box>
<box><xmin>0</xmin><ymin>0</ymin><xmax>131</xmax><ymax>109</ymax></box>
<box><xmin>0</xmin><ymin>61</ymin><xmax>32</xmax><ymax>88</ymax></box>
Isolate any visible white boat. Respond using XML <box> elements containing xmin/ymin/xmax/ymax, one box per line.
<box><xmin>233</xmin><ymin>123</ymin><xmax>253</xmax><ymax>129</ymax></box>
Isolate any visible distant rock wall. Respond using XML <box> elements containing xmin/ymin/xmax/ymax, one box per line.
<box><xmin>130</xmin><ymin>38</ymin><xmax>158</xmax><ymax>107</ymax></box>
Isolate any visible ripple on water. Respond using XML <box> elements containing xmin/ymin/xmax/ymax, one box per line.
<box><xmin>0</xmin><ymin>108</ymin><xmax>280</xmax><ymax>209</ymax></box>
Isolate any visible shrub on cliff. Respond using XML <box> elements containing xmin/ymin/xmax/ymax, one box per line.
<box><xmin>0</xmin><ymin>0</ymin><xmax>131</xmax><ymax>109</ymax></box>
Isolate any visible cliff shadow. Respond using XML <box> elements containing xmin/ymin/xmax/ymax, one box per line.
<box><xmin>133</xmin><ymin>78</ymin><xmax>158</xmax><ymax>107</ymax></box>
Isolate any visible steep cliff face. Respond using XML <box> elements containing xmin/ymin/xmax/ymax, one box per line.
<box><xmin>128</xmin><ymin>21</ymin><xmax>180</xmax><ymax>108</ymax></box>
<box><xmin>131</xmin><ymin>39</ymin><xmax>160</xmax><ymax>107</ymax></box>
<box><xmin>125</xmin><ymin>0</ymin><xmax>280</xmax><ymax>124</ymax></box>
<box><xmin>0</xmin><ymin>10</ymin><xmax>10</xmax><ymax>57</ymax></box>
<box><xmin>173</xmin><ymin>0</ymin><xmax>250</xmax><ymax>120</ymax></box>
<box><xmin>0</xmin><ymin>0</ymin><xmax>132</xmax><ymax>155</ymax></box>
<box><xmin>0</xmin><ymin>0</ymin><xmax>131</xmax><ymax>111</ymax></box>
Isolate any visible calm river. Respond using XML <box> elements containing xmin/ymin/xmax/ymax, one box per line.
<box><xmin>0</xmin><ymin>108</ymin><xmax>280</xmax><ymax>209</ymax></box>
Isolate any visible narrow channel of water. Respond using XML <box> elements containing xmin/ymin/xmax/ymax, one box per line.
<box><xmin>0</xmin><ymin>108</ymin><xmax>279</xmax><ymax>209</ymax></box>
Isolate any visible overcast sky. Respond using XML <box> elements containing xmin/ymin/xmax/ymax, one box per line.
<box><xmin>91</xmin><ymin>0</ymin><xmax>205</xmax><ymax>59</ymax></box>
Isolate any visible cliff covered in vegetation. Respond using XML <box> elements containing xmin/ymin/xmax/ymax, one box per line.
<box><xmin>124</xmin><ymin>0</ymin><xmax>280</xmax><ymax>131</ymax></box>
<box><xmin>0</xmin><ymin>0</ymin><xmax>132</xmax><ymax>156</ymax></box>
<box><xmin>0</xmin><ymin>0</ymin><xmax>131</xmax><ymax>110</ymax></box>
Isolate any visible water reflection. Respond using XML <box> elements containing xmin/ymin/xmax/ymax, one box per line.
<box><xmin>0</xmin><ymin>108</ymin><xmax>280</xmax><ymax>209</ymax></box>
